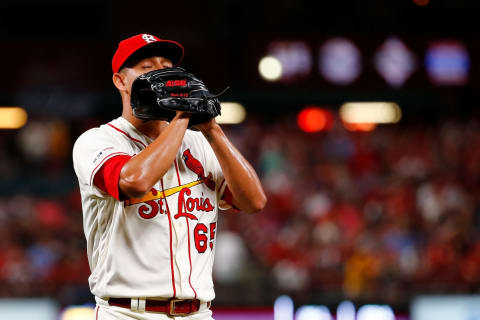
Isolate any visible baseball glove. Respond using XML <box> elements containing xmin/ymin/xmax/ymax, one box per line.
<box><xmin>130</xmin><ymin>67</ymin><xmax>222</xmax><ymax>126</ymax></box>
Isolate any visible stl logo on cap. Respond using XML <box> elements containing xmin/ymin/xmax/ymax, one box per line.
<box><xmin>142</xmin><ymin>34</ymin><xmax>157</xmax><ymax>44</ymax></box>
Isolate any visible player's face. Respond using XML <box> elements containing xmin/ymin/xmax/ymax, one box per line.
<box><xmin>119</xmin><ymin>56</ymin><xmax>173</xmax><ymax>93</ymax></box>
<box><xmin>130</xmin><ymin>56</ymin><xmax>173</xmax><ymax>76</ymax></box>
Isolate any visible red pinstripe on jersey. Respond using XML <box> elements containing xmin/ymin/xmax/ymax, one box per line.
<box><xmin>161</xmin><ymin>178</ymin><xmax>177</xmax><ymax>298</ymax></box>
<box><xmin>218</xmin><ymin>179</ymin><xmax>226</xmax><ymax>192</ymax></box>
<box><xmin>107</xmin><ymin>124</ymin><xmax>147</xmax><ymax>148</ymax></box>
<box><xmin>174</xmin><ymin>159</ymin><xmax>198</xmax><ymax>299</ymax></box>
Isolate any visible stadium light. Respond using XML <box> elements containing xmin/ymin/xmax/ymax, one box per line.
<box><xmin>343</xmin><ymin>122</ymin><xmax>377</xmax><ymax>132</ymax></box>
<box><xmin>296</xmin><ymin>305</ymin><xmax>333</xmax><ymax>320</ymax></box>
<box><xmin>274</xmin><ymin>295</ymin><xmax>294</xmax><ymax>320</ymax></box>
<box><xmin>297</xmin><ymin>106</ymin><xmax>334</xmax><ymax>133</ymax></box>
<box><xmin>339</xmin><ymin>102</ymin><xmax>401</xmax><ymax>124</ymax></box>
<box><xmin>217</xmin><ymin>102</ymin><xmax>247</xmax><ymax>124</ymax></box>
<box><xmin>357</xmin><ymin>305</ymin><xmax>395</xmax><ymax>320</ymax></box>
<box><xmin>374</xmin><ymin>37</ymin><xmax>417</xmax><ymax>88</ymax></box>
<box><xmin>0</xmin><ymin>107</ymin><xmax>28</xmax><ymax>129</ymax></box>
<box><xmin>259</xmin><ymin>56</ymin><xmax>283</xmax><ymax>81</ymax></box>
<box><xmin>337</xmin><ymin>300</ymin><xmax>356</xmax><ymax>320</ymax></box>
<box><xmin>266</xmin><ymin>41</ymin><xmax>312</xmax><ymax>81</ymax></box>
<box><xmin>320</xmin><ymin>38</ymin><xmax>362</xmax><ymax>85</ymax></box>
<box><xmin>425</xmin><ymin>40</ymin><xmax>470</xmax><ymax>86</ymax></box>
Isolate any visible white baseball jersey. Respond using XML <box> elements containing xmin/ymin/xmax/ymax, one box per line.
<box><xmin>73</xmin><ymin>116</ymin><xmax>231</xmax><ymax>303</ymax></box>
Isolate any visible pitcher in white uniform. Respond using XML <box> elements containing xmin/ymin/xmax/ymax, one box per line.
<box><xmin>72</xmin><ymin>33</ymin><xmax>267</xmax><ymax>320</ymax></box>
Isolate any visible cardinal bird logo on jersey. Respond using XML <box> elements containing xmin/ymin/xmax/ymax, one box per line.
<box><xmin>182</xmin><ymin>149</ymin><xmax>216</xmax><ymax>191</ymax></box>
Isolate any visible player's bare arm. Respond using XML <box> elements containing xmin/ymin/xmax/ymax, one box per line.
<box><xmin>118</xmin><ymin>111</ymin><xmax>190</xmax><ymax>198</ymax></box>
<box><xmin>197</xmin><ymin>119</ymin><xmax>267</xmax><ymax>213</ymax></box>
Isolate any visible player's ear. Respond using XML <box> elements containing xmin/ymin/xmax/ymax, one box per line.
<box><xmin>112</xmin><ymin>72</ymin><xmax>128</xmax><ymax>91</ymax></box>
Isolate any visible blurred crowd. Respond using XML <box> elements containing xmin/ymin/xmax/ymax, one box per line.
<box><xmin>216</xmin><ymin>115</ymin><xmax>480</xmax><ymax>307</ymax></box>
<box><xmin>1</xmin><ymin>115</ymin><xmax>480</xmax><ymax>309</ymax></box>
<box><xmin>0</xmin><ymin>192</ymin><xmax>90</xmax><ymax>304</ymax></box>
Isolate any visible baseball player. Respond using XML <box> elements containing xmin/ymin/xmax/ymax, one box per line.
<box><xmin>72</xmin><ymin>33</ymin><xmax>266</xmax><ymax>319</ymax></box>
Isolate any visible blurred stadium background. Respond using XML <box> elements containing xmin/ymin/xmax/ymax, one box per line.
<box><xmin>1</xmin><ymin>0</ymin><xmax>480</xmax><ymax>319</ymax></box>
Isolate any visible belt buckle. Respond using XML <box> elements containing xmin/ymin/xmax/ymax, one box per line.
<box><xmin>168</xmin><ymin>299</ymin><xmax>189</xmax><ymax>316</ymax></box>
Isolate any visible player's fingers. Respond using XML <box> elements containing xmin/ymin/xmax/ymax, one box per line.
<box><xmin>174</xmin><ymin>110</ymin><xmax>192</xmax><ymax>119</ymax></box>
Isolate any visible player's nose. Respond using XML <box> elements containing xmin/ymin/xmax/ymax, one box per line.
<box><xmin>153</xmin><ymin>57</ymin><xmax>173</xmax><ymax>70</ymax></box>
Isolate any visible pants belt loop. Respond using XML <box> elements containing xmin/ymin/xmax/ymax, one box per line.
<box><xmin>138</xmin><ymin>297</ymin><xmax>146</xmax><ymax>313</ymax></box>
<box><xmin>130</xmin><ymin>298</ymin><xmax>139</xmax><ymax>312</ymax></box>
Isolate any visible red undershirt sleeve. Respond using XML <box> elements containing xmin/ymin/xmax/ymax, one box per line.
<box><xmin>93</xmin><ymin>155</ymin><xmax>132</xmax><ymax>201</ymax></box>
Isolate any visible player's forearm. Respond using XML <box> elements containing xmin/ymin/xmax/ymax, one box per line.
<box><xmin>202</xmin><ymin>124</ymin><xmax>267</xmax><ymax>213</ymax></box>
<box><xmin>119</xmin><ymin>115</ymin><xmax>189</xmax><ymax>198</ymax></box>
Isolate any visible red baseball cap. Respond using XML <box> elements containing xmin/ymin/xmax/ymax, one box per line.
<box><xmin>112</xmin><ymin>33</ymin><xmax>184</xmax><ymax>73</ymax></box>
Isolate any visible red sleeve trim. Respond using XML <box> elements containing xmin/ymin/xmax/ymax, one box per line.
<box><xmin>93</xmin><ymin>155</ymin><xmax>132</xmax><ymax>201</ymax></box>
<box><xmin>89</xmin><ymin>152</ymin><xmax>130</xmax><ymax>186</ymax></box>
<box><xmin>221</xmin><ymin>185</ymin><xmax>239</xmax><ymax>210</ymax></box>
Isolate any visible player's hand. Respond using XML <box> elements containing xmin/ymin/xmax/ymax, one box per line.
<box><xmin>172</xmin><ymin>110</ymin><xmax>192</xmax><ymax>121</ymax></box>
<box><xmin>193</xmin><ymin>118</ymin><xmax>218</xmax><ymax>134</ymax></box>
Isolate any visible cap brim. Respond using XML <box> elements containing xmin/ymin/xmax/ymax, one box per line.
<box><xmin>120</xmin><ymin>40</ymin><xmax>184</xmax><ymax>70</ymax></box>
